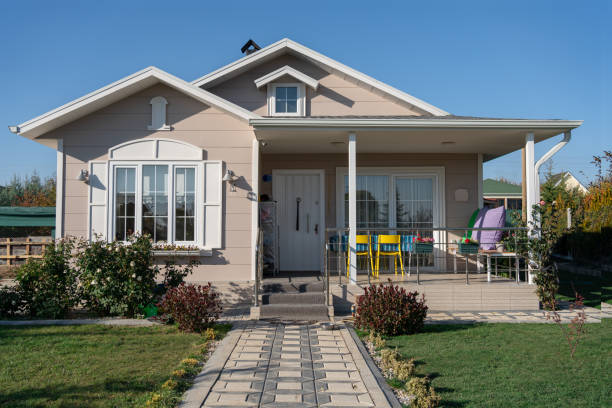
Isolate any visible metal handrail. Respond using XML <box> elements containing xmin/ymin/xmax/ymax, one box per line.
<box><xmin>254</xmin><ymin>228</ymin><xmax>263</xmax><ymax>307</ymax></box>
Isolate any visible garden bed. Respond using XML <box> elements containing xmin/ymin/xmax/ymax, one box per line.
<box><xmin>0</xmin><ymin>323</ymin><xmax>230</xmax><ymax>408</ymax></box>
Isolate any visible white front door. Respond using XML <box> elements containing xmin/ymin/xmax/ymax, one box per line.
<box><xmin>273</xmin><ymin>171</ymin><xmax>324</xmax><ymax>272</ymax></box>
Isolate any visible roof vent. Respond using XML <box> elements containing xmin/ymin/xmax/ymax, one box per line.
<box><xmin>241</xmin><ymin>39</ymin><xmax>261</xmax><ymax>55</ymax></box>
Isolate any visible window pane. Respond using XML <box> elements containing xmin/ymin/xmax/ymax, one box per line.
<box><xmin>115</xmin><ymin>167</ymin><xmax>136</xmax><ymax>241</ymax></box>
<box><xmin>286</xmin><ymin>100</ymin><xmax>297</xmax><ymax>113</ymax></box>
<box><xmin>275</xmin><ymin>87</ymin><xmax>286</xmax><ymax>99</ymax></box>
<box><xmin>142</xmin><ymin>165</ymin><xmax>168</xmax><ymax>242</ymax></box>
<box><xmin>396</xmin><ymin>177</ymin><xmax>433</xmax><ymax>234</ymax></box>
<box><xmin>174</xmin><ymin>167</ymin><xmax>196</xmax><ymax>243</ymax></box>
<box><xmin>344</xmin><ymin>175</ymin><xmax>389</xmax><ymax>229</ymax></box>
<box><xmin>285</xmin><ymin>86</ymin><xmax>297</xmax><ymax>99</ymax></box>
<box><xmin>275</xmin><ymin>99</ymin><xmax>285</xmax><ymax>113</ymax></box>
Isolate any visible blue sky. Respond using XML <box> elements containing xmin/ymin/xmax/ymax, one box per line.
<box><xmin>1</xmin><ymin>0</ymin><xmax>608</xmax><ymax>185</ymax></box>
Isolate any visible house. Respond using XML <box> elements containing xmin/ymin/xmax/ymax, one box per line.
<box><xmin>9</xmin><ymin>38</ymin><xmax>582</xmax><ymax>312</ymax></box>
<box><xmin>548</xmin><ymin>171</ymin><xmax>589</xmax><ymax>194</ymax></box>
<box><xmin>483</xmin><ymin>178</ymin><xmax>522</xmax><ymax>210</ymax></box>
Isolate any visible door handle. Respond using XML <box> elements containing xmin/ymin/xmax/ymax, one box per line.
<box><xmin>307</xmin><ymin>214</ymin><xmax>310</xmax><ymax>233</ymax></box>
<box><xmin>296</xmin><ymin>197</ymin><xmax>301</xmax><ymax>231</ymax></box>
<box><xmin>314</xmin><ymin>224</ymin><xmax>319</xmax><ymax>234</ymax></box>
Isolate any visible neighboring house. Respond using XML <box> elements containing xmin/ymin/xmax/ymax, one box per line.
<box><xmin>9</xmin><ymin>38</ymin><xmax>582</xmax><ymax>287</ymax></box>
<box><xmin>483</xmin><ymin>178</ymin><xmax>522</xmax><ymax>210</ymax></box>
<box><xmin>549</xmin><ymin>171</ymin><xmax>589</xmax><ymax>194</ymax></box>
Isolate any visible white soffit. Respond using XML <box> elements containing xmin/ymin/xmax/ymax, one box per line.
<box><xmin>11</xmin><ymin>66</ymin><xmax>259</xmax><ymax>140</ymax></box>
<box><xmin>192</xmin><ymin>38</ymin><xmax>449</xmax><ymax>116</ymax></box>
<box><xmin>254</xmin><ymin>65</ymin><xmax>319</xmax><ymax>90</ymax></box>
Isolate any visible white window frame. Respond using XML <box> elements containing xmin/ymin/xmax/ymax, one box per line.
<box><xmin>336</xmin><ymin>167</ymin><xmax>446</xmax><ymax>269</ymax></box>
<box><xmin>267</xmin><ymin>83</ymin><xmax>306</xmax><ymax>117</ymax></box>
<box><xmin>108</xmin><ymin>160</ymin><xmax>204</xmax><ymax>247</ymax></box>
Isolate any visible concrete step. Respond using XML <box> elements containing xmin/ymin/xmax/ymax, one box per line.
<box><xmin>260</xmin><ymin>304</ymin><xmax>329</xmax><ymax>321</ymax></box>
<box><xmin>262</xmin><ymin>281</ymin><xmax>325</xmax><ymax>294</ymax></box>
<box><xmin>262</xmin><ymin>292</ymin><xmax>325</xmax><ymax>305</ymax></box>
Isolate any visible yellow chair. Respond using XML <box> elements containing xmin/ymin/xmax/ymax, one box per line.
<box><xmin>346</xmin><ymin>235</ymin><xmax>374</xmax><ymax>278</ymax></box>
<box><xmin>375</xmin><ymin>235</ymin><xmax>405</xmax><ymax>277</ymax></box>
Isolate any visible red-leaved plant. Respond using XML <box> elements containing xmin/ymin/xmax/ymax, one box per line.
<box><xmin>355</xmin><ymin>283</ymin><xmax>428</xmax><ymax>336</ymax></box>
<box><xmin>158</xmin><ymin>283</ymin><xmax>222</xmax><ymax>332</ymax></box>
<box><xmin>546</xmin><ymin>288</ymin><xmax>588</xmax><ymax>358</ymax></box>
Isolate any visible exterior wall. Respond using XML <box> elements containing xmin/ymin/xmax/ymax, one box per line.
<box><xmin>261</xmin><ymin>153</ymin><xmax>479</xmax><ymax>240</ymax></box>
<box><xmin>45</xmin><ymin>83</ymin><xmax>255</xmax><ymax>282</ymax></box>
<box><xmin>208</xmin><ymin>54</ymin><xmax>425</xmax><ymax>117</ymax></box>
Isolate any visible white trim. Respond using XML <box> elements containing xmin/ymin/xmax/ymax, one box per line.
<box><xmin>87</xmin><ymin>160</ymin><xmax>108</xmax><ymax>241</ymax></box>
<box><xmin>192</xmin><ymin>38</ymin><xmax>449</xmax><ymax>116</ymax></box>
<box><xmin>147</xmin><ymin>96</ymin><xmax>171</xmax><ymax>131</ymax></box>
<box><xmin>254</xmin><ymin>65</ymin><xmax>319</xmax><ymax>90</ymax></box>
<box><xmin>250</xmin><ymin>117</ymin><xmax>584</xmax><ymax>129</ymax></box>
<box><xmin>272</xmin><ymin>169</ymin><xmax>326</xmax><ymax>273</ymax></box>
<box><xmin>267</xmin><ymin>83</ymin><xmax>306</xmax><ymax>117</ymax></box>
<box><xmin>15</xmin><ymin>66</ymin><xmax>259</xmax><ymax>139</ymax></box>
<box><xmin>108</xmin><ymin>138</ymin><xmax>203</xmax><ymax>161</ymax></box>
<box><xmin>251</xmin><ymin>139</ymin><xmax>260</xmax><ymax>281</ymax></box>
<box><xmin>55</xmin><ymin>139</ymin><xmax>64</xmax><ymax>239</ymax></box>
<box><xmin>477</xmin><ymin>153</ymin><xmax>483</xmax><ymax>208</ymax></box>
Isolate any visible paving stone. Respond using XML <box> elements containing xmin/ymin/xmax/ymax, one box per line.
<box><xmin>277</xmin><ymin>370</ymin><xmax>302</xmax><ymax>377</ymax></box>
<box><xmin>275</xmin><ymin>394</ymin><xmax>302</xmax><ymax>403</ymax></box>
<box><xmin>276</xmin><ymin>382</ymin><xmax>302</xmax><ymax>390</ymax></box>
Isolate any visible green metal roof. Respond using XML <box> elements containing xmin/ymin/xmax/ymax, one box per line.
<box><xmin>483</xmin><ymin>179</ymin><xmax>522</xmax><ymax>197</ymax></box>
<box><xmin>0</xmin><ymin>207</ymin><xmax>55</xmax><ymax>227</ymax></box>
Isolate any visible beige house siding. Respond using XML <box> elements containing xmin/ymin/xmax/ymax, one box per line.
<box><xmin>45</xmin><ymin>83</ymin><xmax>255</xmax><ymax>282</ymax></box>
<box><xmin>207</xmin><ymin>54</ymin><xmax>425</xmax><ymax>116</ymax></box>
<box><xmin>261</xmin><ymin>153</ymin><xmax>479</xmax><ymax>240</ymax></box>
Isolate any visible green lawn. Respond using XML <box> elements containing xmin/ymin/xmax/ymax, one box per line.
<box><xmin>0</xmin><ymin>325</ymin><xmax>209</xmax><ymax>407</ymax></box>
<box><xmin>384</xmin><ymin>321</ymin><xmax>611</xmax><ymax>408</ymax></box>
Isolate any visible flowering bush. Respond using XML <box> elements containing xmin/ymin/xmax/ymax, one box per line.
<box><xmin>460</xmin><ymin>237</ymin><xmax>478</xmax><ymax>244</ymax></box>
<box><xmin>355</xmin><ymin>284</ymin><xmax>428</xmax><ymax>336</ymax></box>
<box><xmin>77</xmin><ymin>235</ymin><xmax>156</xmax><ymax>317</ymax></box>
<box><xmin>416</xmin><ymin>237</ymin><xmax>434</xmax><ymax>243</ymax></box>
<box><xmin>158</xmin><ymin>283</ymin><xmax>222</xmax><ymax>332</ymax></box>
<box><xmin>0</xmin><ymin>285</ymin><xmax>23</xmax><ymax>317</ymax></box>
<box><xmin>15</xmin><ymin>238</ymin><xmax>79</xmax><ymax>318</ymax></box>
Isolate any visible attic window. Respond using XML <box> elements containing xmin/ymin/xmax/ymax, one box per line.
<box><xmin>268</xmin><ymin>83</ymin><xmax>305</xmax><ymax>116</ymax></box>
<box><xmin>148</xmin><ymin>96</ymin><xmax>171</xmax><ymax>131</ymax></box>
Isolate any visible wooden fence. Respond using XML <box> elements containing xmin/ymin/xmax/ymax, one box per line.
<box><xmin>0</xmin><ymin>237</ymin><xmax>53</xmax><ymax>266</ymax></box>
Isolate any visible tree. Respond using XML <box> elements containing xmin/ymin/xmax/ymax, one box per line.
<box><xmin>0</xmin><ymin>172</ymin><xmax>56</xmax><ymax>207</ymax></box>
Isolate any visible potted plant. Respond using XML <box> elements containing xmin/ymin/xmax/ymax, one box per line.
<box><xmin>152</xmin><ymin>243</ymin><xmax>202</xmax><ymax>257</ymax></box>
<box><xmin>458</xmin><ymin>237</ymin><xmax>480</xmax><ymax>254</ymax></box>
<box><xmin>414</xmin><ymin>237</ymin><xmax>434</xmax><ymax>253</ymax></box>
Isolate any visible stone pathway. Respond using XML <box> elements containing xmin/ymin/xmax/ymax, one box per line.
<box><xmin>181</xmin><ymin>322</ymin><xmax>399</xmax><ymax>408</ymax></box>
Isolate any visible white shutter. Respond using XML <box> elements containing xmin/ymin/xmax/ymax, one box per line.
<box><xmin>88</xmin><ymin>161</ymin><xmax>107</xmax><ymax>240</ymax></box>
<box><xmin>203</xmin><ymin>161</ymin><xmax>222</xmax><ymax>249</ymax></box>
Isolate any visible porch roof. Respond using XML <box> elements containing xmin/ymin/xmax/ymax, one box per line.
<box><xmin>251</xmin><ymin>116</ymin><xmax>582</xmax><ymax>161</ymax></box>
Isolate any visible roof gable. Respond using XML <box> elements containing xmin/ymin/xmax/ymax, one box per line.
<box><xmin>11</xmin><ymin>67</ymin><xmax>259</xmax><ymax>139</ymax></box>
<box><xmin>254</xmin><ymin>65</ymin><xmax>319</xmax><ymax>90</ymax></box>
<box><xmin>192</xmin><ymin>38</ymin><xmax>449</xmax><ymax>116</ymax></box>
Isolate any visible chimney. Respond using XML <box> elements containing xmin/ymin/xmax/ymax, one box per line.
<box><xmin>240</xmin><ymin>39</ymin><xmax>261</xmax><ymax>55</ymax></box>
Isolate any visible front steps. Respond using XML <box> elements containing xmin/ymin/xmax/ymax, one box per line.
<box><xmin>256</xmin><ymin>276</ymin><xmax>330</xmax><ymax>321</ymax></box>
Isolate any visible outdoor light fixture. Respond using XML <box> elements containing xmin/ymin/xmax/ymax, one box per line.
<box><xmin>77</xmin><ymin>169</ymin><xmax>89</xmax><ymax>182</ymax></box>
<box><xmin>223</xmin><ymin>169</ymin><xmax>238</xmax><ymax>192</ymax></box>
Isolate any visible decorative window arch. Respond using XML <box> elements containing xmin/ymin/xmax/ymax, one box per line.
<box><xmin>148</xmin><ymin>96</ymin><xmax>171</xmax><ymax>131</ymax></box>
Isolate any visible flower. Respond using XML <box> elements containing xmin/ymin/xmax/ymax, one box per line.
<box><xmin>106</xmin><ymin>277</ymin><xmax>111</xmax><ymax>282</ymax></box>
<box><xmin>540</xmin><ymin>200</ymin><xmax>545</xmax><ymax>205</ymax></box>
<box><xmin>137</xmin><ymin>276</ymin><xmax>142</xmax><ymax>282</ymax></box>
<box><xmin>129</xmin><ymin>261</ymin><xmax>135</xmax><ymax>267</ymax></box>
<box><xmin>91</xmin><ymin>280</ymin><xmax>97</xmax><ymax>285</ymax></box>
<box><xmin>131</xmin><ymin>273</ymin><xmax>136</xmax><ymax>279</ymax></box>
<box><xmin>96</xmin><ymin>268</ymin><xmax>101</xmax><ymax>273</ymax></box>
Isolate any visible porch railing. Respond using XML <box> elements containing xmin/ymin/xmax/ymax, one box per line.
<box><xmin>254</xmin><ymin>228</ymin><xmax>263</xmax><ymax>307</ymax></box>
<box><xmin>324</xmin><ymin>226</ymin><xmax>529</xmax><ymax>286</ymax></box>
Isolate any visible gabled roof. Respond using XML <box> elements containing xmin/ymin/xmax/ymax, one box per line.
<box><xmin>192</xmin><ymin>38</ymin><xmax>449</xmax><ymax>116</ymax></box>
<box><xmin>10</xmin><ymin>66</ymin><xmax>259</xmax><ymax>139</ymax></box>
<box><xmin>549</xmin><ymin>171</ymin><xmax>588</xmax><ymax>192</ymax></box>
<box><xmin>483</xmin><ymin>179</ymin><xmax>522</xmax><ymax>197</ymax></box>
<box><xmin>254</xmin><ymin>65</ymin><xmax>319</xmax><ymax>90</ymax></box>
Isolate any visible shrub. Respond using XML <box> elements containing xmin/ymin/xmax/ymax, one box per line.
<box><xmin>160</xmin><ymin>259</ymin><xmax>198</xmax><ymax>289</ymax></box>
<box><xmin>393</xmin><ymin>358</ymin><xmax>416</xmax><ymax>382</ymax></box>
<box><xmin>406</xmin><ymin>377</ymin><xmax>441</xmax><ymax>408</ymax></box>
<box><xmin>15</xmin><ymin>238</ymin><xmax>78</xmax><ymax>318</ymax></box>
<box><xmin>77</xmin><ymin>235</ymin><xmax>156</xmax><ymax>317</ymax></box>
<box><xmin>355</xmin><ymin>284</ymin><xmax>428</xmax><ymax>336</ymax></box>
<box><xmin>0</xmin><ymin>285</ymin><xmax>23</xmax><ymax>317</ymax></box>
<box><xmin>380</xmin><ymin>348</ymin><xmax>400</xmax><ymax>371</ymax></box>
<box><xmin>158</xmin><ymin>283</ymin><xmax>222</xmax><ymax>332</ymax></box>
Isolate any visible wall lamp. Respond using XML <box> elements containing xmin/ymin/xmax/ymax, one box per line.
<box><xmin>77</xmin><ymin>169</ymin><xmax>89</xmax><ymax>183</ymax></box>
<box><xmin>223</xmin><ymin>169</ymin><xmax>238</xmax><ymax>191</ymax></box>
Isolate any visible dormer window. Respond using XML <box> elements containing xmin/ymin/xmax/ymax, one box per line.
<box><xmin>268</xmin><ymin>83</ymin><xmax>305</xmax><ymax>116</ymax></box>
<box><xmin>254</xmin><ymin>66</ymin><xmax>318</xmax><ymax>117</ymax></box>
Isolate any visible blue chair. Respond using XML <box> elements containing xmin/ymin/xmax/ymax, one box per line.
<box><xmin>401</xmin><ymin>235</ymin><xmax>417</xmax><ymax>275</ymax></box>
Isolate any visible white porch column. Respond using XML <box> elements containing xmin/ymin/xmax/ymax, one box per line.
<box><xmin>524</xmin><ymin>132</ymin><xmax>536</xmax><ymax>284</ymax></box>
<box><xmin>348</xmin><ymin>132</ymin><xmax>357</xmax><ymax>284</ymax></box>
<box><xmin>251</xmin><ymin>138</ymin><xmax>260</xmax><ymax>281</ymax></box>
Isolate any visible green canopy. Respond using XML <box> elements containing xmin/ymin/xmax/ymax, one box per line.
<box><xmin>0</xmin><ymin>207</ymin><xmax>55</xmax><ymax>227</ymax></box>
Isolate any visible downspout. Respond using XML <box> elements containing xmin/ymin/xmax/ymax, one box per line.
<box><xmin>534</xmin><ymin>131</ymin><xmax>572</xmax><ymax>203</ymax></box>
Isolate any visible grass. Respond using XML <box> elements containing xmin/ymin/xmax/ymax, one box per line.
<box><xmin>376</xmin><ymin>321</ymin><xmax>611</xmax><ymax>407</ymax></box>
<box><xmin>0</xmin><ymin>324</ymin><xmax>230</xmax><ymax>408</ymax></box>
<box><xmin>556</xmin><ymin>267</ymin><xmax>609</xmax><ymax>309</ymax></box>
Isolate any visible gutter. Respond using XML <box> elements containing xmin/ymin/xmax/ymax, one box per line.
<box><xmin>249</xmin><ymin>118</ymin><xmax>583</xmax><ymax>130</ymax></box>
<box><xmin>8</xmin><ymin>126</ymin><xmax>19</xmax><ymax>134</ymax></box>
<box><xmin>534</xmin><ymin>131</ymin><xmax>572</xmax><ymax>201</ymax></box>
